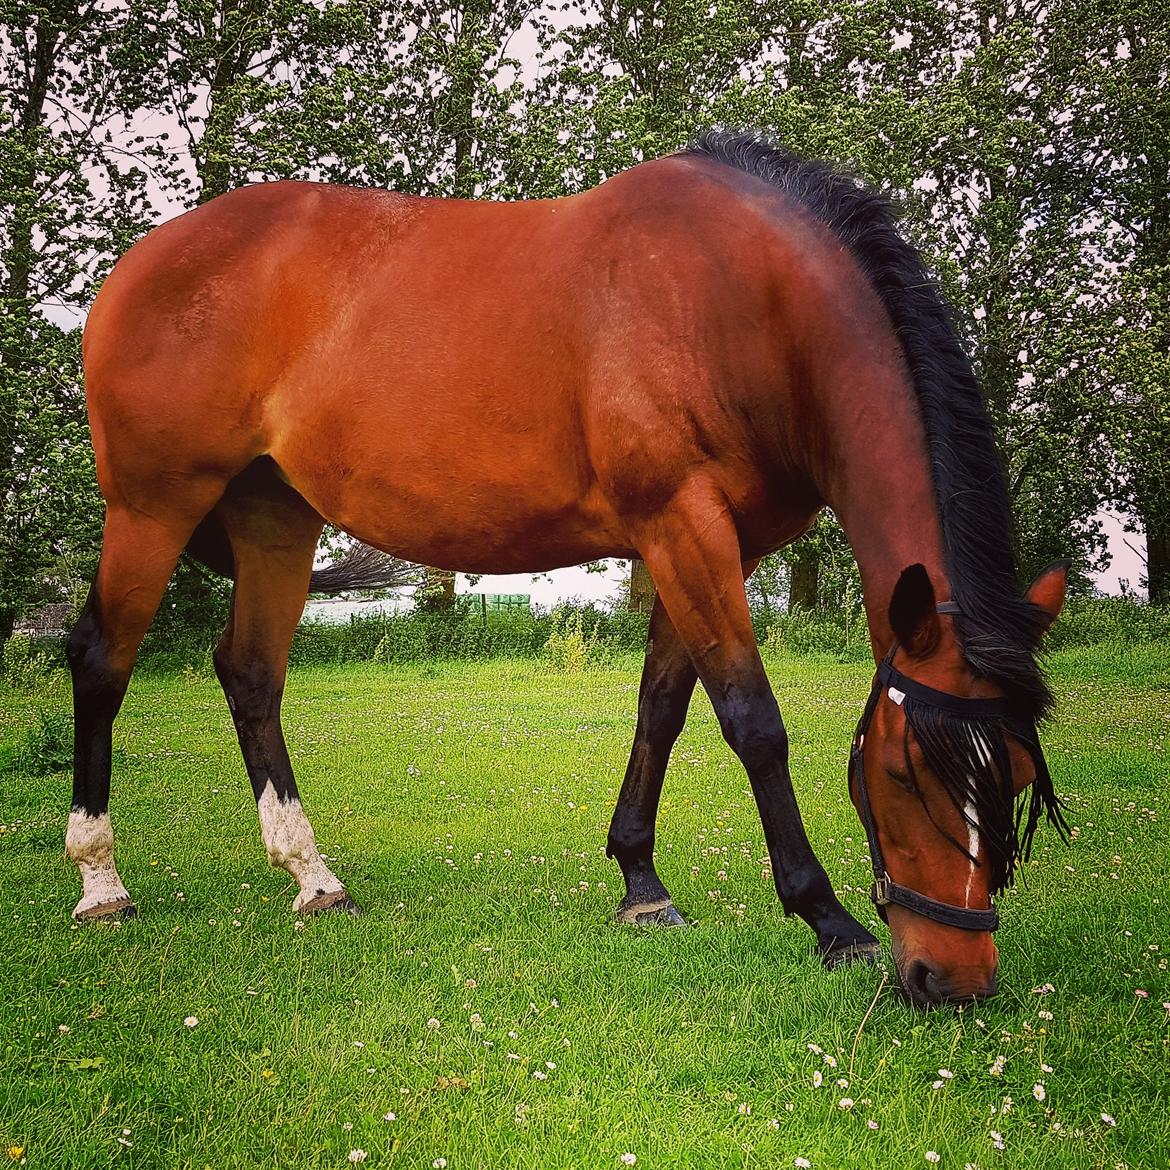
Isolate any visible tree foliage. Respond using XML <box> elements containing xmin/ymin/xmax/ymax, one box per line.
<box><xmin>1</xmin><ymin>0</ymin><xmax>1165</xmax><ymax>637</ymax></box>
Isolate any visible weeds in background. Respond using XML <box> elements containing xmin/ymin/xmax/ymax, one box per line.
<box><xmin>542</xmin><ymin>606</ymin><xmax>601</xmax><ymax>672</ymax></box>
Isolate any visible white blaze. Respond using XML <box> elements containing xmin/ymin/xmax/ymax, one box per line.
<box><xmin>66</xmin><ymin>810</ymin><xmax>132</xmax><ymax>917</ymax></box>
<box><xmin>256</xmin><ymin>782</ymin><xmax>346</xmax><ymax>910</ymax></box>
<box><xmin>964</xmin><ymin>731</ymin><xmax>993</xmax><ymax>907</ymax></box>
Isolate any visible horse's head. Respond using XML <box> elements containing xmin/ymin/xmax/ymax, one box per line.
<box><xmin>850</xmin><ymin>562</ymin><xmax>1068</xmax><ymax>1007</ymax></box>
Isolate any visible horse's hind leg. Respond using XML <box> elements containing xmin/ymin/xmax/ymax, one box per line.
<box><xmin>609</xmin><ymin>561</ymin><xmax>761</xmax><ymax>926</ymax></box>
<box><xmin>608</xmin><ymin>596</ymin><xmax>696</xmax><ymax>926</ymax></box>
<box><xmin>67</xmin><ymin>509</ymin><xmax>193</xmax><ymax>919</ymax></box>
<box><xmin>212</xmin><ymin>467</ymin><xmax>356</xmax><ymax>914</ymax></box>
<box><xmin>636</xmin><ymin>483</ymin><xmax>878</xmax><ymax>967</ymax></box>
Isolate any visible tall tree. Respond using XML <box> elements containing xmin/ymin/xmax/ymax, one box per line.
<box><xmin>0</xmin><ymin>0</ymin><xmax>157</xmax><ymax>639</ymax></box>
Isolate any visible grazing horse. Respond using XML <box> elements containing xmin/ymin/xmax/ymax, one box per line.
<box><xmin>67</xmin><ymin>130</ymin><xmax>1068</xmax><ymax>1007</ymax></box>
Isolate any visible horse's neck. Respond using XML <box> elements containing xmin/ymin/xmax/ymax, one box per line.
<box><xmin>811</xmin><ymin>370</ymin><xmax>953</xmax><ymax>660</ymax></box>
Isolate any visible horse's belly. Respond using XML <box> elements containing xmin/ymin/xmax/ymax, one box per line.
<box><xmin>271</xmin><ymin>398</ymin><xmax>629</xmax><ymax>572</ymax></box>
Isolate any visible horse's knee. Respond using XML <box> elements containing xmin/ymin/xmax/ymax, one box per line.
<box><xmin>213</xmin><ymin>647</ymin><xmax>279</xmax><ymax>722</ymax></box>
<box><xmin>67</xmin><ymin>610</ymin><xmax>128</xmax><ymax>717</ymax></box>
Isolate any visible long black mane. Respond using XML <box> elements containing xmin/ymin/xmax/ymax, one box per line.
<box><xmin>687</xmin><ymin>129</ymin><xmax>1066</xmax><ymax>878</ymax></box>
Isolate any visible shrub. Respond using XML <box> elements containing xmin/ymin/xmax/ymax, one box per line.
<box><xmin>763</xmin><ymin>609</ymin><xmax>870</xmax><ymax>662</ymax></box>
<box><xmin>9</xmin><ymin>709</ymin><xmax>73</xmax><ymax>776</ymax></box>
<box><xmin>1045</xmin><ymin>597</ymin><xmax>1170</xmax><ymax>649</ymax></box>
<box><xmin>542</xmin><ymin>606</ymin><xmax>601</xmax><ymax>672</ymax></box>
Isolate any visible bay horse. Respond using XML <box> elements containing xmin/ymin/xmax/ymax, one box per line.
<box><xmin>67</xmin><ymin>130</ymin><xmax>1068</xmax><ymax>1007</ymax></box>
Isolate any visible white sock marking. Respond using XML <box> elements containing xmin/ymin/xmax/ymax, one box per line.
<box><xmin>256</xmin><ymin>782</ymin><xmax>346</xmax><ymax>910</ymax></box>
<box><xmin>66</xmin><ymin>811</ymin><xmax>131</xmax><ymax>916</ymax></box>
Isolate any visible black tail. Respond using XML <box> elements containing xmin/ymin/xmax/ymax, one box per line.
<box><xmin>184</xmin><ymin>513</ymin><xmax>422</xmax><ymax>596</ymax></box>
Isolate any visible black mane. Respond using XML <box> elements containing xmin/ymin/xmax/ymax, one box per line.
<box><xmin>686</xmin><ymin>129</ymin><xmax>1052</xmax><ymax>719</ymax></box>
<box><xmin>687</xmin><ymin>129</ymin><xmax>1068</xmax><ymax>882</ymax></box>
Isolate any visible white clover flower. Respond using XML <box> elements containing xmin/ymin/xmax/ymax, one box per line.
<box><xmin>989</xmin><ymin>1055</ymin><xmax>1006</xmax><ymax>1075</ymax></box>
<box><xmin>1101</xmin><ymin>1113</ymin><xmax>1116</xmax><ymax>1127</ymax></box>
<box><xmin>867</xmin><ymin>1120</ymin><xmax>879</xmax><ymax>1130</ymax></box>
<box><xmin>58</xmin><ymin>1025</ymin><xmax>70</xmax><ymax>1035</ymax></box>
<box><xmin>795</xmin><ymin>1159</ymin><xmax>811</xmax><ymax>1170</ymax></box>
<box><xmin>183</xmin><ymin>1016</ymin><xmax>198</xmax><ymax>1028</ymax></box>
<box><xmin>838</xmin><ymin>1098</ymin><xmax>854</xmax><ymax>1111</ymax></box>
<box><xmin>426</xmin><ymin>1018</ymin><xmax>441</xmax><ymax>1030</ymax></box>
<box><xmin>990</xmin><ymin>1131</ymin><xmax>1006</xmax><ymax>1150</ymax></box>
<box><xmin>382</xmin><ymin>1112</ymin><xmax>396</xmax><ymax>1122</ymax></box>
<box><xmin>737</xmin><ymin>1103</ymin><xmax>751</xmax><ymax>1115</ymax></box>
<box><xmin>938</xmin><ymin>1069</ymin><xmax>954</xmax><ymax>1080</ymax></box>
<box><xmin>1032</xmin><ymin>1083</ymin><xmax>1046</xmax><ymax>1102</ymax></box>
<box><xmin>620</xmin><ymin>1155</ymin><xmax>637</xmax><ymax>1167</ymax></box>
<box><xmin>348</xmin><ymin>1151</ymin><xmax>367</xmax><ymax>1165</ymax></box>
<box><xmin>925</xmin><ymin>1154</ymin><xmax>940</xmax><ymax>1164</ymax></box>
<box><xmin>532</xmin><ymin>1070</ymin><xmax>547</xmax><ymax>1080</ymax></box>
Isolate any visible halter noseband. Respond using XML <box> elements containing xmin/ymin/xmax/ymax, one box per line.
<box><xmin>849</xmin><ymin>601</ymin><xmax>1006</xmax><ymax>933</ymax></box>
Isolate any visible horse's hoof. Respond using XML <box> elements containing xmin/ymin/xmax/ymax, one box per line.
<box><xmin>819</xmin><ymin>939</ymin><xmax>882</xmax><ymax>970</ymax></box>
<box><xmin>616</xmin><ymin>898</ymin><xmax>688</xmax><ymax>927</ymax></box>
<box><xmin>74</xmin><ymin>898</ymin><xmax>137</xmax><ymax>922</ymax></box>
<box><xmin>299</xmin><ymin>889</ymin><xmax>362</xmax><ymax>916</ymax></box>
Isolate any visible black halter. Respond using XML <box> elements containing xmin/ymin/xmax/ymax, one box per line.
<box><xmin>848</xmin><ymin>602</ymin><xmax>1006</xmax><ymax>933</ymax></box>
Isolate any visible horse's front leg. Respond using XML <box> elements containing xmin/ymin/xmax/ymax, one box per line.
<box><xmin>608</xmin><ymin>596</ymin><xmax>697</xmax><ymax>925</ymax></box>
<box><xmin>638</xmin><ymin>485</ymin><xmax>879</xmax><ymax>967</ymax></box>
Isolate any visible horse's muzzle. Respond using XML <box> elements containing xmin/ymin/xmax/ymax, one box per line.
<box><xmin>900</xmin><ymin>957</ymin><xmax>998</xmax><ymax>1008</ymax></box>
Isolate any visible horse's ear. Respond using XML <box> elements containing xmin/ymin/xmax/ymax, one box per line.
<box><xmin>888</xmin><ymin>564</ymin><xmax>940</xmax><ymax>657</ymax></box>
<box><xmin>1026</xmin><ymin>559</ymin><xmax>1070</xmax><ymax>637</ymax></box>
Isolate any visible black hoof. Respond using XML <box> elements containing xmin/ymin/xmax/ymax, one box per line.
<box><xmin>616</xmin><ymin>898</ymin><xmax>688</xmax><ymax>927</ymax></box>
<box><xmin>300</xmin><ymin>890</ymin><xmax>362</xmax><ymax>916</ymax></box>
<box><xmin>819</xmin><ymin>938</ymin><xmax>882</xmax><ymax>970</ymax></box>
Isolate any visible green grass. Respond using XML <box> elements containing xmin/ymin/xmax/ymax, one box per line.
<box><xmin>1</xmin><ymin>645</ymin><xmax>1167</xmax><ymax>1170</ymax></box>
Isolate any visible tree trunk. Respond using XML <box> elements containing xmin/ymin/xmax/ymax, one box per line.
<box><xmin>628</xmin><ymin>558</ymin><xmax>656</xmax><ymax>614</ymax></box>
<box><xmin>422</xmin><ymin>566</ymin><xmax>457</xmax><ymax>610</ymax></box>
<box><xmin>789</xmin><ymin>554</ymin><xmax>819</xmax><ymax>612</ymax></box>
<box><xmin>1142</xmin><ymin>507</ymin><xmax>1169</xmax><ymax>606</ymax></box>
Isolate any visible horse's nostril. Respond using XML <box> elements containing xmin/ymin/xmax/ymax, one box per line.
<box><xmin>905</xmin><ymin>958</ymin><xmax>936</xmax><ymax>1003</ymax></box>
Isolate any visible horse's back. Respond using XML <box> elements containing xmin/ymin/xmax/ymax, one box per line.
<box><xmin>81</xmin><ymin>157</ymin><xmax>878</xmax><ymax>567</ymax></box>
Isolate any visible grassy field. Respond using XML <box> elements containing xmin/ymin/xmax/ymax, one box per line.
<box><xmin>1</xmin><ymin>644</ymin><xmax>1167</xmax><ymax>1169</ymax></box>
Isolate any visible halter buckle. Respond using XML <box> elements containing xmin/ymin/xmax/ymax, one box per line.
<box><xmin>871</xmin><ymin>874</ymin><xmax>893</xmax><ymax>906</ymax></box>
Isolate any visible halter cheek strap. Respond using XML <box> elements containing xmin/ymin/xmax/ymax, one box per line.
<box><xmin>849</xmin><ymin>604</ymin><xmax>1002</xmax><ymax>933</ymax></box>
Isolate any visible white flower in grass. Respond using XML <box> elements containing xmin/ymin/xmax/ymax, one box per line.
<box><xmin>348</xmin><ymin>1151</ymin><xmax>367</xmax><ymax>1164</ymax></box>
<box><xmin>620</xmin><ymin>1155</ymin><xmax>637</xmax><ymax>1166</ymax></box>
<box><xmin>426</xmin><ymin>1018</ymin><xmax>441</xmax><ymax>1031</ymax></box>
<box><xmin>867</xmin><ymin>1120</ymin><xmax>879</xmax><ymax>1130</ymax></box>
<box><xmin>990</xmin><ymin>1131</ymin><xmax>1006</xmax><ymax>1151</ymax></box>
<box><xmin>531</xmin><ymin>1069</ymin><xmax>547</xmax><ymax>1080</ymax></box>
<box><xmin>812</xmin><ymin>1070</ymin><xmax>823</xmax><ymax>1088</ymax></box>
<box><xmin>432</xmin><ymin>1160</ymin><xmax>447</xmax><ymax>1169</ymax></box>
<box><xmin>183</xmin><ymin>1016</ymin><xmax>198</xmax><ymax>1028</ymax></box>
<box><xmin>938</xmin><ymin>1069</ymin><xmax>954</xmax><ymax>1080</ymax></box>
<box><xmin>737</xmin><ymin>1103</ymin><xmax>751</xmax><ymax>1115</ymax></box>
<box><xmin>925</xmin><ymin>1153</ymin><xmax>941</xmax><ymax>1164</ymax></box>
<box><xmin>1101</xmin><ymin>1113</ymin><xmax>1116</xmax><ymax>1127</ymax></box>
<box><xmin>58</xmin><ymin>1025</ymin><xmax>70</xmax><ymax>1035</ymax></box>
<box><xmin>767</xmin><ymin>1119</ymin><xmax>780</xmax><ymax>1131</ymax></box>
<box><xmin>382</xmin><ymin>1112</ymin><xmax>396</xmax><ymax>1122</ymax></box>
<box><xmin>989</xmin><ymin>1055</ymin><xmax>1006</xmax><ymax>1075</ymax></box>
<box><xmin>1032</xmin><ymin>1083</ymin><xmax>1046</xmax><ymax>1102</ymax></box>
<box><xmin>838</xmin><ymin>1098</ymin><xmax>854</xmax><ymax>1111</ymax></box>
<box><xmin>794</xmin><ymin>1159</ymin><xmax>811</xmax><ymax>1169</ymax></box>
<box><xmin>932</xmin><ymin>1080</ymin><xmax>945</xmax><ymax>1090</ymax></box>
